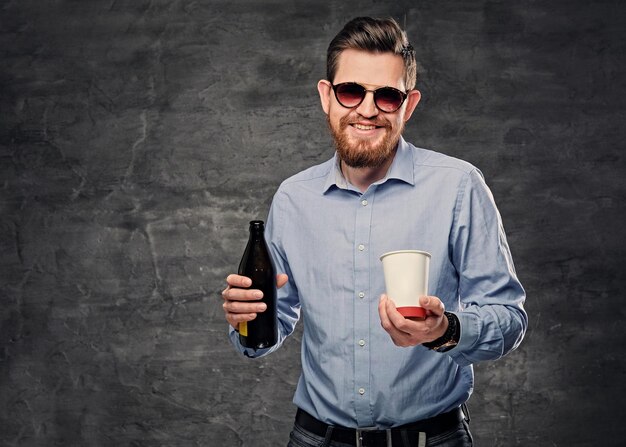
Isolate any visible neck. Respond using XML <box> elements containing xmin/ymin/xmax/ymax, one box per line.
<box><xmin>340</xmin><ymin>152</ymin><xmax>395</xmax><ymax>193</ymax></box>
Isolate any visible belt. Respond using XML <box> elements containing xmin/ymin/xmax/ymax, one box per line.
<box><xmin>295</xmin><ymin>407</ymin><xmax>464</xmax><ymax>447</ymax></box>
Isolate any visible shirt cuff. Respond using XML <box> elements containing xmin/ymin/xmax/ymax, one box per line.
<box><xmin>448</xmin><ymin>311</ymin><xmax>480</xmax><ymax>366</ymax></box>
<box><xmin>228</xmin><ymin>326</ymin><xmax>273</xmax><ymax>358</ymax></box>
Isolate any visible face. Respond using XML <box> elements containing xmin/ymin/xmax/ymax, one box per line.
<box><xmin>318</xmin><ymin>49</ymin><xmax>421</xmax><ymax>168</ymax></box>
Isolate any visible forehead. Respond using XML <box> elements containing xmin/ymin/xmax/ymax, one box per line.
<box><xmin>334</xmin><ymin>49</ymin><xmax>406</xmax><ymax>89</ymax></box>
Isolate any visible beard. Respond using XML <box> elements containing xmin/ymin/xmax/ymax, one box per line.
<box><xmin>328</xmin><ymin>113</ymin><xmax>404</xmax><ymax>168</ymax></box>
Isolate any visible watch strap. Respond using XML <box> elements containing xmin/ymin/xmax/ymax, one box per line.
<box><xmin>423</xmin><ymin>312</ymin><xmax>460</xmax><ymax>352</ymax></box>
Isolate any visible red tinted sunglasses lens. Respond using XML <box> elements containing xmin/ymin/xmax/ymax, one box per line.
<box><xmin>375</xmin><ymin>88</ymin><xmax>404</xmax><ymax>112</ymax></box>
<box><xmin>335</xmin><ymin>83</ymin><xmax>365</xmax><ymax>107</ymax></box>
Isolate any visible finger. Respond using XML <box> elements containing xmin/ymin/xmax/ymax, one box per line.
<box><xmin>384</xmin><ymin>298</ymin><xmax>415</xmax><ymax>333</ymax></box>
<box><xmin>223</xmin><ymin>299</ymin><xmax>267</xmax><ymax>315</ymax></box>
<box><xmin>276</xmin><ymin>273</ymin><xmax>289</xmax><ymax>289</ymax></box>
<box><xmin>222</xmin><ymin>286</ymin><xmax>264</xmax><ymax>302</ymax></box>
<box><xmin>387</xmin><ymin>300</ymin><xmax>412</xmax><ymax>332</ymax></box>
<box><xmin>226</xmin><ymin>274</ymin><xmax>252</xmax><ymax>288</ymax></box>
<box><xmin>419</xmin><ymin>295</ymin><xmax>445</xmax><ymax>316</ymax></box>
<box><xmin>223</xmin><ymin>297</ymin><xmax>267</xmax><ymax>329</ymax></box>
<box><xmin>383</xmin><ymin>298</ymin><xmax>442</xmax><ymax>344</ymax></box>
<box><xmin>378</xmin><ymin>295</ymin><xmax>391</xmax><ymax>328</ymax></box>
<box><xmin>226</xmin><ymin>311</ymin><xmax>258</xmax><ymax>328</ymax></box>
<box><xmin>379</xmin><ymin>296</ymin><xmax>412</xmax><ymax>343</ymax></box>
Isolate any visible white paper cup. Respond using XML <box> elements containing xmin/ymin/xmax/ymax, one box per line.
<box><xmin>380</xmin><ymin>250</ymin><xmax>431</xmax><ymax>319</ymax></box>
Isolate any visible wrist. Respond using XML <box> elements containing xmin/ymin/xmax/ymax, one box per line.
<box><xmin>423</xmin><ymin>312</ymin><xmax>460</xmax><ymax>352</ymax></box>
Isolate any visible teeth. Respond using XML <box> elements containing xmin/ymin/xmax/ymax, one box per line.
<box><xmin>353</xmin><ymin>124</ymin><xmax>376</xmax><ymax>130</ymax></box>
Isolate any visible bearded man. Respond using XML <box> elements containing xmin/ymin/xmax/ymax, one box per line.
<box><xmin>221</xmin><ymin>16</ymin><xmax>527</xmax><ymax>447</ymax></box>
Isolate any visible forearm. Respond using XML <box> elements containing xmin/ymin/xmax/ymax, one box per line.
<box><xmin>228</xmin><ymin>325</ymin><xmax>277</xmax><ymax>358</ymax></box>
<box><xmin>449</xmin><ymin>301</ymin><xmax>527</xmax><ymax>366</ymax></box>
<box><xmin>227</xmin><ymin>297</ymin><xmax>300</xmax><ymax>358</ymax></box>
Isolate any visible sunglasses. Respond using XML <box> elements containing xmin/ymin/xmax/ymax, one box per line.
<box><xmin>331</xmin><ymin>82</ymin><xmax>408</xmax><ymax>113</ymax></box>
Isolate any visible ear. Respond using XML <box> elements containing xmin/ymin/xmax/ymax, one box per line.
<box><xmin>317</xmin><ymin>79</ymin><xmax>332</xmax><ymax>115</ymax></box>
<box><xmin>402</xmin><ymin>89</ymin><xmax>421</xmax><ymax>122</ymax></box>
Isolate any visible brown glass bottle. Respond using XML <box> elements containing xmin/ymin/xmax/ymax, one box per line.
<box><xmin>237</xmin><ymin>220</ymin><xmax>277</xmax><ymax>349</ymax></box>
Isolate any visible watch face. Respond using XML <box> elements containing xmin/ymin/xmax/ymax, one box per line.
<box><xmin>436</xmin><ymin>340</ymin><xmax>458</xmax><ymax>353</ymax></box>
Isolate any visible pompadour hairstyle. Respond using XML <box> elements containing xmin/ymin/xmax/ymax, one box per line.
<box><xmin>326</xmin><ymin>17</ymin><xmax>417</xmax><ymax>90</ymax></box>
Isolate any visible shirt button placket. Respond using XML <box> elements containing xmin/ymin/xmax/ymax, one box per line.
<box><xmin>353</xmin><ymin>191</ymin><xmax>375</xmax><ymax>426</ymax></box>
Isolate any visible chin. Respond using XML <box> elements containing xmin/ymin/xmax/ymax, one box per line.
<box><xmin>327</xmin><ymin>115</ymin><xmax>402</xmax><ymax>168</ymax></box>
<box><xmin>338</xmin><ymin>140</ymin><xmax>397</xmax><ymax>168</ymax></box>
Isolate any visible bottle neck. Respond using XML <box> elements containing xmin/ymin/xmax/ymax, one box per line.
<box><xmin>249</xmin><ymin>221</ymin><xmax>265</xmax><ymax>241</ymax></box>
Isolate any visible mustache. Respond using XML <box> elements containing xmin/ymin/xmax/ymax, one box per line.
<box><xmin>339</xmin><ymin>114</ymin><xmax>391</xmax><ymax>129</ymax></box>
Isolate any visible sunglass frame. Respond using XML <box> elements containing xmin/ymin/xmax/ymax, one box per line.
<box><xmin>331</xmin><ymin>82</ymin><xmax>408</xmax><ymax>113</ymax></box>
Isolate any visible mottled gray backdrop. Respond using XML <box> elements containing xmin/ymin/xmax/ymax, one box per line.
<box><xmin>1</xmin><ymin>1</ymin><xmax>625</xmax><ymax>446</ymax></box>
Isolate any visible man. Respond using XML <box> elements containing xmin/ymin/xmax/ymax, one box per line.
<box><xmin>222</xmin><ymin>17</ymin><xmax>527</xmax><ymax>447</ymax></box>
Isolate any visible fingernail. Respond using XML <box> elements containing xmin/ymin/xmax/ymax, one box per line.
<box><xmin>422</xmin><ymin>297</ymin><xmax>430</xmax><ymax>305</ymax></box>
<box><xmin>254</xmin><ymin>291</ymin><xmax>263</xmax><ymax>299</ymax></box>
<box><xmin>258</xmin><ymin>304</ymin><xmax>267</xmax><ymax>312</ymax></box>
<box><xmin>243</xmin><ymin>278</ymin><xmax>252</xmax><ymax>287</ymax></box>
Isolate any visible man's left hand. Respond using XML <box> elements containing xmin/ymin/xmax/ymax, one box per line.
<box><xmin>378</xmin><ymin>295</ymin><xmax>448</xmax><ymax>347</ymax></box>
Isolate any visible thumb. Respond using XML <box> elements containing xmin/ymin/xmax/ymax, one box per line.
<box><xmin>276</xmin><ymin>273</ymin><xmax>289</xmax><ymax>289</ymax></box>
<box><xmin>419</xmin><ymin>295</ymin><xmax>443</xmax><ymax>314</ymax></box>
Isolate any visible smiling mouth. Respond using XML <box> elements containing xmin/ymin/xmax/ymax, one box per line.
<box><xmin>352</xmin><ymin>123</ymin><xmax>381</xmax><ymax>131</ymax></box>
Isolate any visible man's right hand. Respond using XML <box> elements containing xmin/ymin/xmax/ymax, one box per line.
<box><xmin>221</xmin><ymin>273</ymin><xmax>288</xmax><ymax>330</ymax></box>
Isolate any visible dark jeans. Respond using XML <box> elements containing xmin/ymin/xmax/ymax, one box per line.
<box><xmin>287</xmin><ymin>419</ymin><xmax>473</xmax><ymax>447</ymax></box>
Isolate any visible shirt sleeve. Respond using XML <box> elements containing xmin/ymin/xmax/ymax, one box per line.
<box><xmin>447</xmin><ymin>168</ymin><xmax>528</xmax><ymax>367</ymax></box>
<box><xmin>228</xmin><ymin>189</ymin><xmax>302</xmax><ymax>358</ymax></box>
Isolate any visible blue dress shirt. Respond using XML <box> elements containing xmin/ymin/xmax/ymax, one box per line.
<box><xmin>229</xmin><ymin>137</ymin><xmax>527</xmax><ymax>428</ymax></box>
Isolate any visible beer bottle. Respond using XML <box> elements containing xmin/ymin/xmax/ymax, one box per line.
<box><xmin>237</xmin><ymin>220</ymin><xmax>277</xmax><ymax>349</ymax></box>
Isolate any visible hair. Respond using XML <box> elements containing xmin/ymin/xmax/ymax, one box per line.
<box><xmin>326</xmin><ymin>17</ymin><xmax>417</xmax><ymax>90</ymax></box>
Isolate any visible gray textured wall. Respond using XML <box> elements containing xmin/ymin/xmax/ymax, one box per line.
<box><xmin>1</xmin><ymin>1</ymin><xmax>625</xmax><ymax>446</ymax></box>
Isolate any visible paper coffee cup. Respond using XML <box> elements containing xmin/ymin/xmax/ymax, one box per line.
<box><xmin>380</xmin><ymin>250</ymin><xmax>431</xmax><ymax>319</ymax></box>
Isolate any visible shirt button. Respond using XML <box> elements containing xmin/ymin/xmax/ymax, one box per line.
<box><xmin>361</xmin><ymin>199</ymin><xmax>368</xmax><ymax>206</ymax></box>
<box><xmin>358</xmin><ymin>388</ymin><xmax>365</xmax><ymax>395</ymax></box>
<box><xmin>358</xmin><ymin>292</ymin><xmax>365</xmax><ymax>299</ymax></box>
<box><xmin>358</xmin><ymin>339</ymin><xmax>365</xmax><ymax>347</ymax></box>
<box><xmin>358</xmin><ymin>244</ymin><xmax>365</xmax><ymax>251</ymax></box>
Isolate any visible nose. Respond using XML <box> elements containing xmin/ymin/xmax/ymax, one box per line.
<box><xmin>355</xmin><ymin>90</ymin><xmax>379</xmax><ymax>118</ymax></box>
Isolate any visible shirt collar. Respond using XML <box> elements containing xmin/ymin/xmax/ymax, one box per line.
<box><xmin>323</xmin><ymin>136</ymin><xmax>415</xmax><ymax>193</ymax></box>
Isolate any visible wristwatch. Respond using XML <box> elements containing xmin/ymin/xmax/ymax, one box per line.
<box><xmin>423</xmin><ymin>312</ymin><xmax>460</xmax><ymax>353</ymax></box>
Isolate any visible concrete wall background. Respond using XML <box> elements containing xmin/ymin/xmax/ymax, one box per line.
<box><xmin>1</xmin><ymin>1</ymin><xmax>624</xmax><ymax>446</ymax></box>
